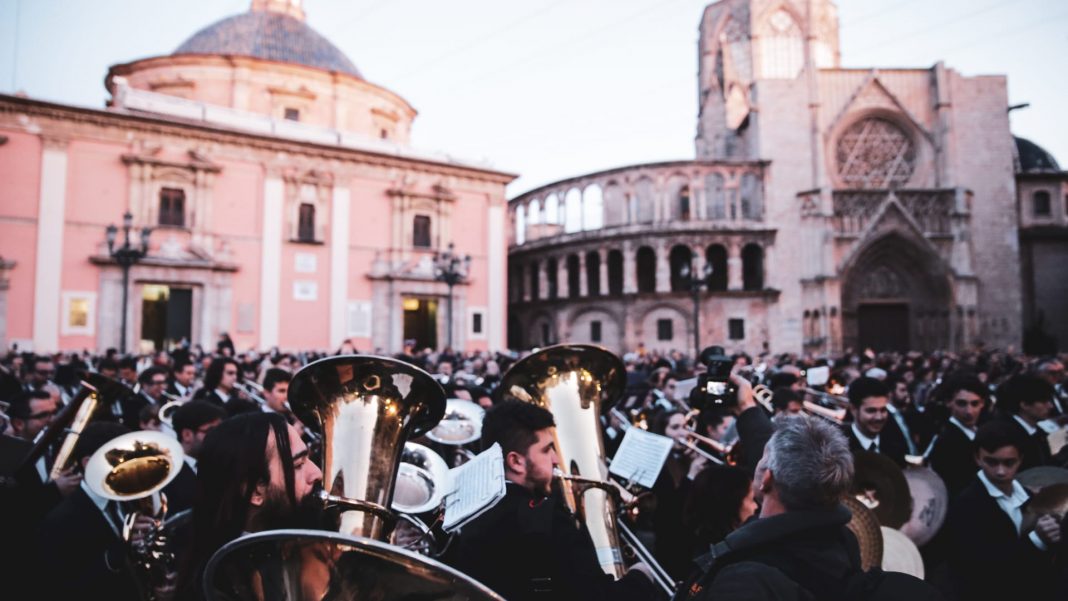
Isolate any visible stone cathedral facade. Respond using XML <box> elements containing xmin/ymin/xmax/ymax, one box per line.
<box><xmin>506</xmin><ymin>0</ymin><xmax>1056</xmax><ymax>356</ymax></box>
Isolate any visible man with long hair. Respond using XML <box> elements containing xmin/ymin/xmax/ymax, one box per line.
<box><xmin>194</xmin><ymin>357</ymin><xmax>257</xmax><ymax>416</ymax></box>
<box><xmin>176</xmin><ymin>412</ymin><xmax>322</xmax><ymax>600</ymax></box>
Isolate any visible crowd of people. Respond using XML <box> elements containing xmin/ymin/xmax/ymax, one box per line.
<box><xmin>0</xmin><ymin>336</ymin><xmax>1066</xmax><ymax>600</ymax></box>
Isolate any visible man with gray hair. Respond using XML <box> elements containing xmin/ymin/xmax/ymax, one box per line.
<box><xmin>675</xmin><ymin>414</ymin><xmax>939</xmax><ymax>601</ymax></box>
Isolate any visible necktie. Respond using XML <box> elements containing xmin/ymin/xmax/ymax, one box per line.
<box><xmin>868</xmin><ymin>441</ymin><xmax>878</xmax><ymax>453</ymax></box>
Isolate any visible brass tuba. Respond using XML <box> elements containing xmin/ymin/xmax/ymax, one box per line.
<box><xmin>84</xmin><ymin>430</ymin><xmax>185</xmax><ymax>601</ymax></box>
<box><xmin>202</xmin><ymin>355</ymin><xmax>505</xmax><ymax>601</ymax></box>
<box><xmin>499</xmin><ymin>344</ymin><xmax>628</xmax><ymax>577</ymax></box>
<box><xmin>286</xmin><ymin>354</ymin><xmax>447</xmax><ymax>539</ymax></box>
<box><xmin>20</xmin><ymin>373</ymin><xmax>128</xmax><ymax>479</ymax></box>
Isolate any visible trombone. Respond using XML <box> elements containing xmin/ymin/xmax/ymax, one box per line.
<box><xmin>801</xmin><ymin>387</ymin><xmax>849</xmax><ymax>424</ymax></box>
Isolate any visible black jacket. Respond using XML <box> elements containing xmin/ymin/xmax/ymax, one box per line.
<box><xmin>735</xmin><ymin>406</ymin><xmax>773</xmax><ymax>477</ymax></box>
<box><xmin>445</xmin><ymin>482</ymin><xmax>660</xmax><ymax>601</ymax></box>
<box><xmin>1000</xmin><ymin>415</ymin><xmax>1052</xmax><ymax>471</ymax></box>
<box><xmin>35</xmin><ymin>487</ymin><xmax>141</xmax><ymax>601</ymax></box>
<box><xmin>944</xmin><ymin>477</ymin><xmax>1055</xmax><ymax>600</ymax></box>
<box><xmin>162</xmin><ymin>460</ymin><xmax>197</xmax><ymax>515</ymax></box>
<box><xmin>928</xmin><ymin>423</ymin><xmax>977</xmax><ymax>498</ymax></box>
<box><xmin>675</xmin><ymin>505</ymin><xmax>939</xmax><ymax>601</ymax></box>
<box><xmin>844</xmin><ymin>423</ymin><xmax>908</xmax><ymax>467</ymax></box>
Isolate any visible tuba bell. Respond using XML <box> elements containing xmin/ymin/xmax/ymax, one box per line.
<box><xmin>203</xmin><ymin>355</ymin><xmax>505</xmax><ymax>601</ymax></box>
<box><xmin>499</xmin><ymin>344</ymin><xmax>628</xmax><ymax>577</ymax></box>
<box><xmin>85</xmin><ymin>430</ymin><xmax>185</xmax><ymax>601</ymax></box>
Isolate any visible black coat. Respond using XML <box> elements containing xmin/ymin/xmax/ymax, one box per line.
<box><xmin>944</xmin><ymin>477</ymin><xmax>1055</xmax><ymax>600</ymax></box>
<box><xmin>162</xmin><ymin>461</ymin><xmax>197</xmax><ymax>515</ymax></box>
<box><xmin>197</xmin><ymin>388</ymin><xmax>260</xmax><ymax>417</ymax></box>
<box><xmin>35</xmin><ymin>487</ymin><xmax>141</xmax><ymax>601</ymax></box>
<box><xmin>445</xmin><ymin>483</ymin><xmax>660</xmax><ymax>601</ymax></box>
<box><xmin>675</xmin><ymin>505</ymin><xmax>939</xmax><ymax>601</ymax></box>
<box><xmin>928</xmin><ymin>424</ymin><xmax>977</xmax><ymax>498</ymax></box>
<box><xmin>652</xmin><ymin>456</ymin><xmax>695</xmax><ymax>580</ymax></box>
<box><xmin>1001</xmin><ymin>415</ymin><xmax>1052</xmax><ymax>471</ymax></box>
<box><xmin>844</xmin><ymin>423</ymin><xmax>908</xmax><ymax>467</ymax></box>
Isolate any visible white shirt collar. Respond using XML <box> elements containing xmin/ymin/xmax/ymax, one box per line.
<box><xmin>81</xmin><ymin>479</ymin><xmax>109</xmax><ymax>511</ymax></box>
<box><xmin>1012</xmin><ymin>414</ymin><xmax>1038</xmax><ymax>436</ymax></box>
<box><xmin>851</xmin><ymin>423</ymin><xmax>880</xmax><ymax>450</ymax></box>
<box><xmin>886</xmin><ymin>403</ymin><xmax>900</xmax><ymax>416</ymax></box>
<box><xmin>184</xmin><ymin>455</ymin><xmax>198</xmax><ymax>474</ymax></box>
<box><xmin>949</xmin><ymin>416</ymin><xmax>977</xmax><ymax>440</ymax></box>
<box><xmin>215</xmin><ymin>388</ymin><xmax>231</xmax><ymax>403</ymax></box>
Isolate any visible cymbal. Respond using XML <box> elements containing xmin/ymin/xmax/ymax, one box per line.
<box><xmin>900</xmin><ymin>466</ymin><xmax>948</xmax><ymax>547</ymax></box>
<box><xmin>204</xmin><ymin>529</ymin><xmax>505</xmax><ymax>601</ymax></box>
<box><xmin>843</xmin><ymin>496</ymin><xmax>883</xmax><ymax>571</ymax></box>
<box><xmin>880</xmin><ymin>527</ymin><xmax>924</xmax><ymax>579</ymax></box>
<box><xmin>851</xmin><ymin>451</ymin><xmax>911</xmax><ymax>529</ymax></box>
<box><xmin>1028</xmin><ymin>482</ymin><xmax>1068</xmax><ymax>520</ymax></box>
<box><xmin>1017</xmin><ymin>466</ymin><xmax>1068</xmax><ymax>493</ymax></box>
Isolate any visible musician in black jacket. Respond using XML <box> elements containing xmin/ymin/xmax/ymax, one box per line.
<box><xmin>944</xmin><ymin>420</ymin><xmax>1060</xmax><ymax>600</ymax></box>
<box><xmin>161</xmin><ymin>400</ymin><xmax>225</xmax><ymax>514</ymax></box>
<box><xmin>995</xmin><ymin>374</ymin><xmax>1056</xmax><ymax>471</ymax></box>
<box><xmin>842</xmin><ymin>377</ymin><xmax>908</xmax><ymax>466</ymax></box>
<box><xmin>929</xmin><ymin>373</ymin><xmax>988</xmax><ymax>497</ymax></box>
<box><xmin>446</xmin><ymin>400</ymin><xmax>660</xmax><ymax>601</ymax></box>
<box><xmin>194</xmin><ymin>357</ymin><xmax>258</xmax><ymax>416</ymax></box>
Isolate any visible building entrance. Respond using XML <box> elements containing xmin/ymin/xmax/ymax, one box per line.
<box><xmin>141</xmin><ymin>285</ymin><xmax>192</xmax><ymax>351</ymax></box>
<box><xmin>857</xmin><ymin>303</ymin><xmax>909</xmax><ymax>352</ymax></box>
<box><xmin>403</xmin><ymin>297</ymin><xmax>438</xmax><ymax>350</ymax></box>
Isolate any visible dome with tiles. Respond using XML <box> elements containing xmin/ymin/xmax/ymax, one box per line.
<box><xmin>173</xmin><ymin>1</ymin><xmax>362</xmax><ymax>79</ymax></box>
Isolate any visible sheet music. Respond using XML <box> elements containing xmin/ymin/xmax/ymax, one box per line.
<box><xmin>609</xmin><ymin>427</ymin><xmax>673</xmax><ymax>488</ymax></box>
<box><xmin>443</xmin><ymin>443</ymin><xmax>505</xmax><ymax>532</ymax></box>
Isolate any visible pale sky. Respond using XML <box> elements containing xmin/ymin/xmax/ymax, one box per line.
<box><xmin>1</xmin><ymin>0</ymin><xmax>1065</xmax><ymax>196</ymax></box>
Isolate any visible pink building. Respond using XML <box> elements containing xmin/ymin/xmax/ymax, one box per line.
<box><xmin>0</xmin><ymin>0</ymin><xmax>515</xmax><ymax>354</ymax></box>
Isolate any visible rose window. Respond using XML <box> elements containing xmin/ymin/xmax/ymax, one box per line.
<box><xmin>835</xmin><ymin>118</ymin><xmax>916</xmax><ymax>189</ymax></box>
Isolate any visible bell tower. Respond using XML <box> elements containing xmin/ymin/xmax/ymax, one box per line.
<box><xmin>696</xmin><ymin>0</ymin><xmax>840</xmax><ymax>161</ymax></box>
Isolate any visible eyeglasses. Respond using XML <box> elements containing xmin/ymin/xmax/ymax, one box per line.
<box><xmin>149</xmin><ymin>379</ymin><xmax>167</xmax><ymax>386</ymax></box>
<box><xmin>27</xmin><ymin>409</ymin><xmax>58</xmax><ymax>420</ymax></box>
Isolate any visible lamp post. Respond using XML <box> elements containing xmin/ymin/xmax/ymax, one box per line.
<box><xmin>680</xmin><ymin>258</ymin><xmax>713</xmax><ymax>360</ymax></box>
<box><xmin>433</xmin><ymin>242</ymin><xmax>471</xmax><ymax>351</ymax></box>
<box><xmin>106</xmin><ymin>211</ymin><xmax>151</xmax><ymax>354</ymax></box>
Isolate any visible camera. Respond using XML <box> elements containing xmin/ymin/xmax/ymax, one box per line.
<box><xmin>689</xmin><ymin>345</ymin><xmax>738</xmax><ymax>410</ymax></box>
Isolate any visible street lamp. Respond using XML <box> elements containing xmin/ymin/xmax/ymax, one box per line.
<box><xmin>106</xmin><ymin>211</ymin><xmax>151</xmax><ymax>354</ymax></box>
<box><xmin>433</xmin><ymin>242</ymin><xmax>471</xmax><ymax>351</ymax></box>
<box><xmin>679</xmin><ymin>258</ymin><xmax>713</xmax><ymax>360</ymax></box>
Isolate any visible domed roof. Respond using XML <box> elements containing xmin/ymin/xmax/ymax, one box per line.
<box><xmin>1014</xmin><ymin>136</ymin><xmax>1060</xmax><ymax>173</ymax></box>
<box><xmin>174</xmin><ymin>10</ymin><xmax>362</xmax><ymax>78</ymax></box>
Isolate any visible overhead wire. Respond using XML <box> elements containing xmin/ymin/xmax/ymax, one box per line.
<box><xmin>849</xmin><ymin>0</ymin><xmax>1025</xmax><ymax>58</ymax></box>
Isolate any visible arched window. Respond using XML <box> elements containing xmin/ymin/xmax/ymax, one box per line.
<box><xmin>836</xmin><ymin>118</ymin><xmax>916</xmax><ymax>189</ymax></box>
<box><xmin>1033</xmin><ymin>190</ymin><xmax>1052</xmax><ymax>217</ymax></box>
<box><xmin>515</xmin><ymin>207</ymin><xmax>526</xmax><ymax>245</ymax></box>
<box><xmin>635</xmin><ymin>178</ymin><xmax>655</xmax><ymax>223</ymax></box>
<box><xmin>669</xmin><ymin>245</ymin><xmax>694</xmax><ymax>292</ymax></box>
<box><xmin>705</xmin><ymin>173</ymin><xmax>726</xmax><ymax>219</ymax></box>
<box><xmin>758</xmin><ymin>9</ymin><xmax>803</xmax><ymax>79</ymax></box>
<box><xmin>583</xmin><ymin>185</ymin><xmax>604</xmax><ymax>230</ymax></box>
<box><xmin>679</xmin><ymin>185</ymin><xmax>691</xmax><ymax>221</ymax></box>
<box><xmin>544</xmin><ymin>194</ymin><xmax>560</xmax><ymax>224</ymax></box>
<box><xmin>567</xmin><ymin>254</ymin><xmax>580</xmax><ymax>299</ymax></box>
<box><xmin>529</xmin><ymin>261</ymin><xmax>540</xmax><ymax>301</ymax></box>
<box><xmin>607</xmin><ymin>250</ymin><xmax>624</xmax><ymax>296</ymax></box>
<box><xmin>586</xmin><ymin>251</ymin><xmax>601</xmax><ymax>296</ymax></box>
<box><xmin>637</xmin><ymin>246</ymin><xmax>657</xmax><ymax>293</ymax></box>
<box><xmin>740</xmin><ymin>174</ymin><xmax>762</xmax><ymax>220</ymax></box>
<box><xmin>546</xmin><ymin>258</ymin><xmax>558</xmax><ymax>299</ymax></box>
<box><xmin>564</xmin><ymin>188</ymin><xmax>583</xmax><ymax>233</ymax></box>
<box><xmin>527</xmin><ymin>199</ymin><xmax>541</xmax><ymax>226</ymax></box>
<box><xmin>706</xmin><ymin>244</ymin><xmax>728</xmax><ymax>291</ymax></box>
<box><xmin>742</xmin><ymin>244</ymin><xmax>764</xmax><ymax>291</ymax></box>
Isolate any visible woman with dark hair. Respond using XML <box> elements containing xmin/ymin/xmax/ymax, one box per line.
<box><xmin>175</xmin><ymin>412</ymin><xmax>322</xmax><ymax>601</ymax></box>
<box><xmin>683</xmin><ymin>465</ymin><xmax>758</xmax><ymax>554</ymax></box>
<box><xmin>647</xmin><ymin>408</ymin><xmax>708</xmax><ymax>579</ymax></box>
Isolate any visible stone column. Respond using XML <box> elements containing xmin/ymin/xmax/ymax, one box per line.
<box><xmin>259</xmin><ymin>175</ymin><xmax>284</xmax><ymax>348</ymax></box>
<box><xmin>329</xmin><ymin>185</ymin><xmax>350</xmax><ymax>349</ymax></box>
<box><xmin>728</xmin><ymin>239</ymin><xmax>743</xmax><ymax>290</ymax></box>
<box><xmin>655</xmin><ymin>240</ymin><xmax>670</xmax><ymax>293</ymax></box>
<box><xmin>623</xmin><ymin>242</ymin><xmax>637</xmax><ymax>294</ymax></box>
<box><xmin>537</xmin><ymin>260</ymin><xmax>548</xmax><ymax>301</ymax></box>
<box><xmin>578</xmin><ymin>252</ymin><xmax>588</xmax><ymax>297</ymax></box>
<box><xmin>555</xmin><ymin>256</ymin><xmax>567</xmax><ymax>300</ymax></box>
<box><xmin>33</xmin><ymin>137</ymin><xmax>69</xmax><ymax>351</ymax></box>
<box><xmin>487</xmin><ymin>204</ymin><xmax>506</xmax><ymax>351</ymax></box>
<box><xmin>598</xmin><ymin>249</ymin><xmax>608</xmax><ymax>296</ymax></box>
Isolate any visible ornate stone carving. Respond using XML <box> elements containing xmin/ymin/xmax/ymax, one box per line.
<box><xmin>835</xmin><ymin>118</ymin><xmax>916</xmax><ymax>189</ymax></box>
<box><xmin>856</xmin><ymin>265</ymin><xmax>904</xmax><ymax>299</ymax></box>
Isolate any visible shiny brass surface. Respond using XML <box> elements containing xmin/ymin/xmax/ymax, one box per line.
<box><xmin>499</xmin><ymin>344</ymin><xmax>627</xmax><ymax>577</ymax></box>
<box><xmin>425</xmin><ymin>398</ymin><xmax>484</xmax><ymax>446</ymax></box>
<box><xmin>843</xmin><ymin>496</ymin><xmax>884</xmax><ymax>571</ymax></box>
<box><xmin>204</xmin><ymin>529</ymin><xmax>505</xmax><ymax>601</ymax></box>
<box><xmin>393</xmin><ymin>441</ymin><xmax>450</xmax><ymax>515</ymax></box>
<box><xmin>288</xmin><ymin>355</ymin><xmax>446</xmax><ymax>540</ymax></box>
<box><xmin>47</xmin><ymin>373</ymin><xmax>128</xmax><ymax>479</ymax></box>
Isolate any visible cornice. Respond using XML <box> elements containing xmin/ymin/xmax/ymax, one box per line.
<box><xmin>0</xmin><ymin>94</ymin><xmax>516</xmax><ymax>186</ymax></box>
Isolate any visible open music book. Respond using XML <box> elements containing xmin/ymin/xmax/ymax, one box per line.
<box><xmin>442</xmin><ymin>443</ymin><xmax>506</xmax><ymax>532</ymax></box>
<box><xmin>608</xmin><ymin>427</ymin><xmax>673</xmax><ymax>489</ymax></box>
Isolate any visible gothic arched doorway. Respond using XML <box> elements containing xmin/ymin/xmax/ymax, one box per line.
<box><xmin>841</xmin><ymin>234</ymin><xmax>952</xmax><ymax>352</ymax></box>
